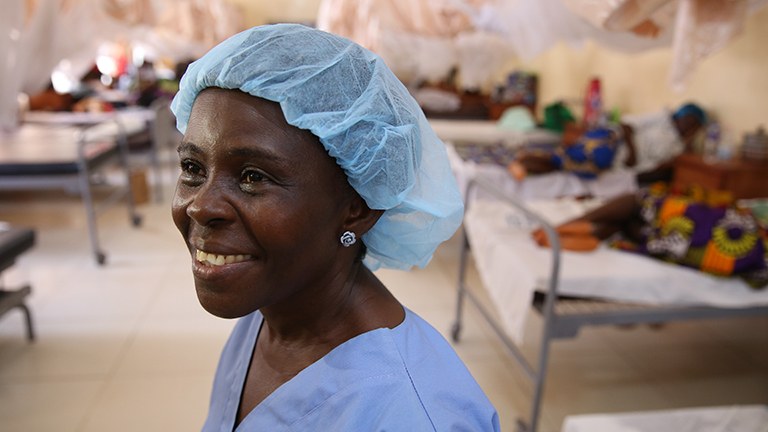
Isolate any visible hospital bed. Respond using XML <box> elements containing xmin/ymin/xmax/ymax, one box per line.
<box><xmin>0</xmin><ymin>116</ymin><xmax>142</xmax><ymax>265</ymax></box>
<box><xmin>433</xmin><ymin>117</ymin><xmax>639</xmax><ymax>202</ymax></box>
<box><xmin>24</xmin><ymin>105</ymin><xmax>169</xmax><ymax>201</ymax></box>
<box><xmin>451</xmin><ymin>178</ymin><xmax>768</xmax><ymax>432</ymax></box>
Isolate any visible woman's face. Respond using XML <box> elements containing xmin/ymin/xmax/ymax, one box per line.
<box><xmin>172</xmin><ymin>88</ymin><xmax>354</xmax><ymax>318</ymax></box>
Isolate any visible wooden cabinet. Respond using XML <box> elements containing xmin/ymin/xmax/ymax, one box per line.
<box><xmin>673</xmin><ymin>153</ymin><xmax>768</xmax><ymax>199</ymax></box>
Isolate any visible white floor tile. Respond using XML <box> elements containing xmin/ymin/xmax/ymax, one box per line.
<box><xmin>112</xmin><ymin>317</ymin><xmax>233</xmax><ymax>379</ymax></box>
<box><xmin>78</xmin><ymin>376</ymin><xmax>212</xmax><ymax>432</ymax></box>
<box><xmin>0</xmin><ymin>379</ymin><xmax>103</xmax><ymax>432</ymax></box>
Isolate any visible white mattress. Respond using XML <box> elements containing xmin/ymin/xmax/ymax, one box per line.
<box><xmin>561</xmin><ymin>405</ymin><xmax>768</xmax><ymax>432</ymax></box>
<box><xmin>23</xmin><ymin>108</ymin><xmax>152</xmax><ymax>140</ymax></box>
<box><xmin>464</xmin><ymin>198</ymin><xmax>768</xmax><ymax>344</ymax></box>
<box><xmin>430</xmin><ymin>119</ymin><xmax>560</xmax><ymax>147</ymax></box>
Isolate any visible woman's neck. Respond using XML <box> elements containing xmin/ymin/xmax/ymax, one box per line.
<box><xmin>259</xmin><ymin>263</ymin><xmax>404</xmax><ymax>348</ymax></box>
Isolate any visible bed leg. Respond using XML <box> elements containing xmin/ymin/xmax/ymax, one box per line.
<box><xmin>77</xmin><ymin>155</ymin><xmax>106</xmax><ymax>266</ymax></box>
<box><xmin>451</xmin><ymin>227</ymin><xmax>471</xmax><ymax>343</ymax></box>
<box><xmin>515</xmin><ymin>418</ymin><xmax>530</xmax><ymax>432</ymax></box>
<box><xmin>18</xmin><ymin>302</ymin><xmax>35</xmax><ymax>342</ymax></box>
<box><xmin>147</xmin><ymin>117</ymin><xmax>164</xmax><ymax>203</ymax></box>
<box><xmin>115</xmin><ymin>125</ymin><xmax>143</xmax><ymax>228</ymax></box>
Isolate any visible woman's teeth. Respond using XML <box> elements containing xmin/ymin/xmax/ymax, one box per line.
<box><xmin>195</xmin><ymin>250</ymin><xmax>252</xmax><ymax>266</ymax></box>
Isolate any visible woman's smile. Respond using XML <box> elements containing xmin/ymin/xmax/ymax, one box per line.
<box><xmin>191</xmin><ymin>248</ymin><xmax>257</xmax><ymax>283</ymax></box>
<box><xmin>195</xmin><ymin>249</ymin><xmax>254</xmax><ymax>266</ymax></box>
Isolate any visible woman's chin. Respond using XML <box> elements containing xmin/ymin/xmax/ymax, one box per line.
<box><xmin>195</xmin><ymin>286</ymin><xmax>253</xmax><ymax>319</ymax></box>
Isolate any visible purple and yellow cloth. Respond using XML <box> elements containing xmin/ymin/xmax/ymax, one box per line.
<box><xmin>613</xmin><ymin>185</ymin><xmax>768</xmax><ymax>289</ymax></box>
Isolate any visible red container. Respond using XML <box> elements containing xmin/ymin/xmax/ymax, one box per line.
<box><xmin>583</xmin><ymin>77</ymin><xmax>602</xmax><ymax>128</ymax></box>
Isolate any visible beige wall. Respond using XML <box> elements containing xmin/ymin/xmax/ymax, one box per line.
<box><xmin>230</xmin><ymin>1</ymin><xmax>767</xmax><ymax>138</ymax></box>
<box><xmin>523</xmin><ymin>6</ymin><xmax>768</xmax><ymax>139</ymax></box>
<box><xmin>227</xmin><ymin>0</ymin><xmax>322</xmax><ymax>26</ymax></box>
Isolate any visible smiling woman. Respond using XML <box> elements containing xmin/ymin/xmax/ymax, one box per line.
<box><xmin>169</xmin><ymin>24</ymin><xmax>500</xmax><ymax>431</ymax></box>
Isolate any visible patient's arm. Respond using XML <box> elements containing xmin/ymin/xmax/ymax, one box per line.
<box><xmin>514</xmin><ymin>152</ymin><xmax>557</xmax><ymax>171</ymax></box>
<box><xmin>507</xmin><ymin>151</ymin><xmax>558</xmax><ymax>180</ymax></box>
<box><xmin>636</xmin><ymin>161</ymin><xmax>675</xmax><ymax>185</ymax></box>
<box><xmin>620</xmin><ymin>123</ymin><xmax>638</xmax><ymax>167</ymax></box>
<box><xmin>508</xmin><ymin>121</ymin><xmax>585</xmax><ymax>180</ymax></box>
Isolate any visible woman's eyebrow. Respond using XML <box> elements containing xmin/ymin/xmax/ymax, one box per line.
<box><xmin>176</xmin><ymin>142</ymin><xmax>286</xmax><ymax>164</ymax></box>
<box><xmin>225</xmin><ymin>145</ymin><xmax>288</xmax><ymax>165</ymax></box>
<box><xmin>177</xmin><ymin>141</ymin><xmax>203</xmax><ymax>155</ymax></box>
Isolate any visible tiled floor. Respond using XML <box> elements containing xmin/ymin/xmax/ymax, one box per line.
<box><xmin>0</xmin><ymin>164</ymin><xmax>766</xmax><ymax>432</ymax></box>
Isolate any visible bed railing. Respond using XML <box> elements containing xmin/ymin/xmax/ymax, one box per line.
<box><xmin>452</xmin><ymin>177</ymin><xmax>561</xmax><ymax>432</ymax></box>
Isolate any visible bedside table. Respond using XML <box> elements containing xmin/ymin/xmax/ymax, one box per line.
<box><xmin>673</xmin><ymin>153</ymin><xmax>768</xmax><ymax>199</ymax></box>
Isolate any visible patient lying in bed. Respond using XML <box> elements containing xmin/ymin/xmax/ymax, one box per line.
<box><xmin>533</xmin><ymin>184</ymin><xmax>768</xmax><ymax>288</ymax></box>
<box><xmin>509</xmin><ymin>103</ymin><xmax>707</xmax><ymax>186</ymax></box>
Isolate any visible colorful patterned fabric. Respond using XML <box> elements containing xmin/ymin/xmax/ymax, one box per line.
<box><xmin>552</xmin><ymin>127</ymin><xmax>620</xmax><ymax>179</ymax></box>
<box><xmin>613</xmin><ymin>185</ymin><xmax>768</xmax><ymax>289</ymax></box>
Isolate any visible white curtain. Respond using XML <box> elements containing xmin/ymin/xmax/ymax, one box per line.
<box><xmin>0</xmin><ymin>1</ymin><xmax>25</xmax><ymax>131</ymax></box>
<box><xmin>317</xmin><ymin>0</ymin><xmax>767</xmax><ymax>93</ymax></box>
<box><xmin>317</xmin><ymin>0</ymin><xmax>493</xmax><ymax>87</ymax></box>
<box><xmin>562</xmin><ymin>0</ymin><xmax>766</xmax><ymax>91</ymax></box>
<box><xmin>0</xmin><ymin>0</ymin><xmax>244</xmax><ymax>132</ymax></box>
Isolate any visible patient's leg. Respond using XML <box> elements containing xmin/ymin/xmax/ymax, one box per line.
<box><xmin>532</xmin><ymin>193</ymin><xmax>640</xmax><ymax>251</ymax></box>
<box><xmin>532</xmin><ymin>222</ymin><xmax>601</xmax><ymax>251</ymax></box>
<box><xmin>573</xmin><ymin>193</ymin><xmax>639</xmax><ymax>228</ymax></box>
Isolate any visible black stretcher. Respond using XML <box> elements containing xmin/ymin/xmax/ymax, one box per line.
<box><xmin>0</xmin><ymin>227</ymin><xmax>35</xmax><ymax>341</ymax></box>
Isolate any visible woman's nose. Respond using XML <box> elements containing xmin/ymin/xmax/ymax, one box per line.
<box><xmin>185</xmin><ymin>179</ymin><xmax>234</xmax><ymax>227</ymax></box>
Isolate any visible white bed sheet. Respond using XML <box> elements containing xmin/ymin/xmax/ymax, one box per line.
<box><xmin>464</xmin><ymin>198</ymin><xmax>768</xmax><ymax>344</ymax></box>
<box><xmin>561</xmin><ymin>405</ymin><xmax>768</xmax><ymax>432</ymax></box>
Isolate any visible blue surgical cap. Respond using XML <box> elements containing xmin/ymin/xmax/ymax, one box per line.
<box><xmin>171</xmin><ymin>24</ymin><xmax>464</xmax><ymax>271</ymax></box>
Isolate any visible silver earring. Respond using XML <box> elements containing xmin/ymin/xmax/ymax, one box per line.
<box><xmin>340</xmin><ymin>231</ymin><xmax>356</xmax><ymax>247</ymax></box>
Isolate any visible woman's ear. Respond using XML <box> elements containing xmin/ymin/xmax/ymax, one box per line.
<box><xmin>344</xmin><ymin>194</ymin><xmax>384</xmax><ymax>237</ymax></box>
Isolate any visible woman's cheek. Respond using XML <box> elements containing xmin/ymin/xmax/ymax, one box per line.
<box><xmin>171</xmin><ymin>190</ymin><xmax>193</xmax><ymax>233</ymax></box>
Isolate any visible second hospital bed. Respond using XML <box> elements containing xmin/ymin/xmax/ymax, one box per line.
<box><xmin>451</xmin><ymin>178</ymin><xmax>768</xmax><ymax>432</ymax></box>
<box><xmin>0</xmin><ymin>116</ymin><xmax>143</xmax><ymax>265</ymax></box>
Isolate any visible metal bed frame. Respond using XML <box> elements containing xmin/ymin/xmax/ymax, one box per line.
<box><xmin>0</xmin><ymin>119</ymin><xmax>142</xmax><ymax>265</ymax></box>
<box><xmin>451</xmin><ymin>178</ymin><xmax>768</xmax><ymax>432</ymax></box>
<box><xmin>130</xmin><ymin>99</ymin><xmax>179</xmax><ymax>203</ymax></box>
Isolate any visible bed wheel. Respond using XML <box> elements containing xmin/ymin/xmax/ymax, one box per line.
<box><xmin>450</xmin><ymin>322</ymin><xmax>462</xmax><ymax>342</ymax></box>
<box><xmin>96</xmin><ymin>252</ymin><xmax>107</xmax><ymax>266</ymax></box>
<box><xmin>131</xmin><ymin>215</ymin><xmax>143</xmax><ymax>227</ymax></box>
<box><xmin>515</xmin><ymin>419</ymin><xmax>530</xmax><ymax>432</ymax></box>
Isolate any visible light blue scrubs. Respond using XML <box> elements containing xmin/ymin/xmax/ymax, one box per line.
<box><xmin>203</xmin><ymin>308</ymin><xmax>501</xmax><ymax>431</ymax></box>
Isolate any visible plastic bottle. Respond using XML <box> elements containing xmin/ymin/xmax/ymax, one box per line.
<box><xmin>583</xmin><ymin>77</ymin><xmax>602</xmax><ymax>128</ymax></box>
<box><xmin>703</xmin><ymin>121</ymin><xmax>721</xmax><ymax>163</ymax></box>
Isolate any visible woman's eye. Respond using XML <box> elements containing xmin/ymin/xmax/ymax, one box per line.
<box><xmin>241</xmin><ymin>170</ymin><xmax>265</xmax><ymax>184</ymax></box>
<box><xmin>180</xmin><ymin>160</ymin><xmax>204</xmax><ymax>176</ymax></box>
